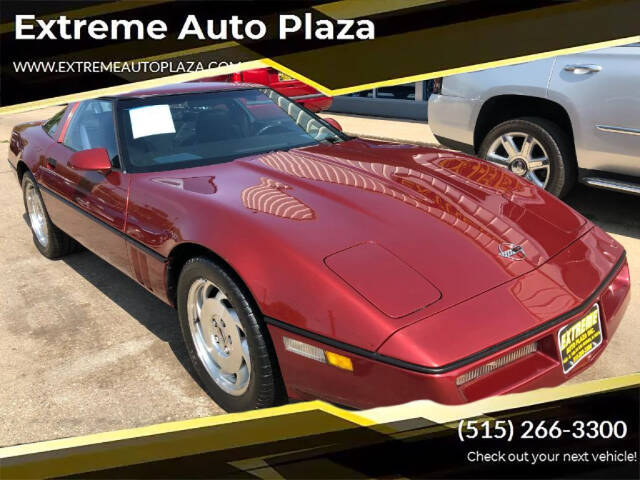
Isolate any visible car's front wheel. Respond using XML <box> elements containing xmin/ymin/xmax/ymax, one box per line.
<box><xmin>479</xmin><ymin>117</ymin><xmax>576</xmax><ymax>197</ymax></box>
<box><xmin>22</xmin><ymin>172</ymin><xmax>78</xmax><ymax>258</ymax></box>
<box><xmin>176</xmin><ymin>257</ymin><xmax>286</xmax><ymax>412</ymax></box>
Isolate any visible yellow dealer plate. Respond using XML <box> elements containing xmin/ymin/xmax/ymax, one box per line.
<box><xmin>278</xmin><ymin>72</ymin><xmax>294</xmax><ymax>81</ymax></box>
<box><xmin>558</xmin><ymin>304</ymin><xmax>603</xmax><ymax>374</ymax></box>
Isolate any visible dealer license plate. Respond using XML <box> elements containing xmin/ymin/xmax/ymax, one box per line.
<box><xmin>558</xmin><ymin>304</ymin><xmax>603</xmax><ymax>374</ymax></box>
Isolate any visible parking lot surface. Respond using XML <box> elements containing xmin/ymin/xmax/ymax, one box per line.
<box><xmin>1</xmin><ymin>107</ymin><xmax>638</xmax><ymax>447</ymax></box>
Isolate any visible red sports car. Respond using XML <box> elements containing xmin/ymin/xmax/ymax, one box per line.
<box><xmin>196</xmin><ymin>67</ymin><xmax>333</xmax><ymax>112</ymax></box>
<box><xmin>9</xmin><ymin>83</ymin><xmax>630</xmax><ymax>412</ymax></box>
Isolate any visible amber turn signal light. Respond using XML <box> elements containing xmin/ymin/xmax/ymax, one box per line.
<box><xmin>283</xmin><ymin>337</ymin><xmax>353</xmax><ymax>372</ymax></box>
<box><xmin>325</xmin><ymin>351</ymin><xmax>354</xmax><ymax>371</ymax></box>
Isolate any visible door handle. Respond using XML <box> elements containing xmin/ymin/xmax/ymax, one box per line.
<box><xmin>47</xmin><ymin>157</ymin><xmax>57</xmax><ymax>169</ymax></box>
<box><xmin>564</xmin><ymin>64</ymin><xmax>602</xmax><ymax>74</ymax></box>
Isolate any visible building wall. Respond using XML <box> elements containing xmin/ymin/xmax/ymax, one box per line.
<box><xmin>327</xmin><ymin>81</ymin><xmax>432</xmax><ymax>121</ymax></box>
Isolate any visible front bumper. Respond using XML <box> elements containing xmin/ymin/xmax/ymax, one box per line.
<box><xmin>428</xmin><ymin>93</ymin><xmax>478</xmax><ymax>151</ymax></box>
<box><xmin>268</xmin><ymin>249</ymin><xmax>630</xmax><ymax>409</ymax></box>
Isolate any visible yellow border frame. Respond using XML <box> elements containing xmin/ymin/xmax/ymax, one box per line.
<box><xmin>1</xmin><ymin>374</ymin><xmax>637</xmax><ymax>460</ymax></box>
<box><xmin>263</xmin><ymin>35</ymin><xmax>640</xmax><ymax>97</ymax></box>
<box><xmin>0</xmin><ymin>400</ymin><xmax>373</xmax><ymax>460</ymax></box>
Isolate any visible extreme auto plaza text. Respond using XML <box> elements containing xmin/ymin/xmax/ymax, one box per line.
<box><xmin>15</xmin><ymin>14</ymin><xmax>375</xmax><ymax>41</ymax></box>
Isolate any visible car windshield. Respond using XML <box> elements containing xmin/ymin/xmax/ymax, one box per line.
<box><xmin>116</xmin><ymin>88</ymin><xmax>345</xmax><ymax>172</ymax></box>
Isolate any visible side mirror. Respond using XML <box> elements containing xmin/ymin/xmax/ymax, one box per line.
<box><xmin>323</xmin><ymin>117</ymin><xmax>343</xmax><ymax>132</ymax></box>
<box><xmin>69</xmin><ymin>148</ymin><xmax>112</xmax><ymax>173</ymax></box>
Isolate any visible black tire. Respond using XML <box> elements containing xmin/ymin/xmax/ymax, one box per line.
<box><xmin>176</xmin><ymin>257</ymin><xmax>286</xmax><ymax>412</ymax></box>
<box><xmin>22</xmin><ymin>172</ymin><xmax>78</xmax><ymax>259</ymax></box>
<box><xmin>479</xmin><ymin>117</ymin><xmax>576</xmax><ymax>198</ymax></box>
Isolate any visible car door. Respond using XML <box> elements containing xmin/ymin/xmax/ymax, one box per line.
<box><xmin>39</xmin><ymin>99</ymin><xmax>132</xmax><ymax>276</ymax></box>
<box><xmin>548</xmin><ymin>44</ymin><xmax>640</xmax><ymax>177</ymax></box>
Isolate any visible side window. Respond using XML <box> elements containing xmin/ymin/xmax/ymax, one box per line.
<box><xmin>42</xmin><ymin>106</ymin><xmax>67</xmax><ymax>138</ymax></box>
<box><xmin>64</xmin><ymin>100</ymin><xmax>120</xmax><ymax>168</ymax></box>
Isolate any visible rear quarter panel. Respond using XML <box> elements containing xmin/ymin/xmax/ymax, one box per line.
<box><xmin>9</xmin><ymin>122</ymin><xmax>52</xmax><ymax>180</ymax></box>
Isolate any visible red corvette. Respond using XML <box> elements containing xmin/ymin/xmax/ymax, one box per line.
<box><xmin>196</xmin><ymin>67</ymin><xmax>333</xmax><ymax>112</ymax></box>
<box><xmin>9</xmin><ymin>83</ymin><xmax>630</xmax><ymax>411</ymax></box>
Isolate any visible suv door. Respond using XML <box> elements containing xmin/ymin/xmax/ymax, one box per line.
<box><xmin>547</xmin><ymin>44</ymin><xmax>640</xmax><ymax>177</ymax></box>
<box><xmin>41</xmin><ymin>99</ymin><xmax>131</xmax><ymax>275</ymax></box>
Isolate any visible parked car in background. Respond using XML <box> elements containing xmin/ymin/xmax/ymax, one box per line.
<box><xmin>9</xmin><ymin>83</ymin><xmax>630</xmax><ymax>411</ymax></box>
<box><xmin>196</xmin><ymin>68</ymin><xmax>332</xmax><ymax>112</ymax></box>
<box><xmin>428</xmin><ymin>43</ymin><xmax>640</xmax><ymax>197</ymax></box>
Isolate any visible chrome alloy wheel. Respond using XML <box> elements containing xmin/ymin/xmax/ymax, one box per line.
<box><xmin>486</xmin><ymin>132</ymin><xmax>551</xmax><ymax>189</ymax></box>
<box><xmin>186</xmin><ymin>279</ymin><xmax>251</xmax><ymax>396</ymax></box>
<box><xmin>25</xmin><ymin>183</ymin><xmax>49</xmax><ymax>247</ymax></box>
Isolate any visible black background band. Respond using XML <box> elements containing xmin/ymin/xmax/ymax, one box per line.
<box><xmin>2</xmin><ymin>0</ymin><xmax>639</xmax><ymax>106</ymax></box>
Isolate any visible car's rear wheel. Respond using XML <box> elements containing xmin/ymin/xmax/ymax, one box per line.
<box><xmin>176</xmin><ymin>257</ymin><xmax>286</xmax><ymax>412</ymax></box>
<box><xmin>479</xmin><ymin>117</ymin><xmax>575</xmax><ymax>197</ymax></box>
<box><xmin>22</xmin><ymin>172</ymin><xmax>78</xmax><ymax>258</ymax></box>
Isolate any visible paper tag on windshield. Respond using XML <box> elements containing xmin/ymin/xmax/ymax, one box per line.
<box><xmin>129</xmin><ymin>104</ymin><xmax>176</xmax><ymax>139</ymax></box>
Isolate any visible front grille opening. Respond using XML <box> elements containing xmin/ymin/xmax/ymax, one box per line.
<box><xmin>456</xmin><ymin>342</ymin><xmax>538</xmax><ymax>386</ymax></box>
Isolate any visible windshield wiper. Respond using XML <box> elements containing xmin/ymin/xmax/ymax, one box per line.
<box><xmin>320</xmin><ymin>136</ymin><xmax>342</xmax><ymax>144</ymax></box>
<box><xmin>261</xmin><ymin>144</ymin><xmax>293</xmax><ymax>154</ymax></box>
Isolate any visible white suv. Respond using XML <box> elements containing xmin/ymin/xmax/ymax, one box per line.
<box><xmin>428</xmin><ymin>44</ymin><xmax>640</xmax><ymax>197</ymax></box>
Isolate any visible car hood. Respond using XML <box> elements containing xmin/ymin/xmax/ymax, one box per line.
<box><xmin>228</xmin><ymin>139</ymin><xmax>589</xmax><ymax>320</ymax></box>
<box><xmin>144</xmin><ymin>139</ymin><xmax>589</xmax><ymax>345</ymax></box>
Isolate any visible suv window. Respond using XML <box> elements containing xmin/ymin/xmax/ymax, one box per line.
<box><xmin>64</xmin><ymin>100</ymin><xmax>119</xmax><ymax>167</ymax></box>
<box><xmin>42</xmin><ymin>107</ymin><xmax>67</xmax><ymax>138</ymax></box>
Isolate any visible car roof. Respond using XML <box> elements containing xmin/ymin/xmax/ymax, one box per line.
<box><xmin>105</xmin><ymin>82</ymin><xmax>263</xmax><ymax>99</ymax></box>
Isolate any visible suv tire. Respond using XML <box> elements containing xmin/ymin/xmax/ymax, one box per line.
<box><xmin>479</xmin><ymin>117</ymin><xmax>576</xmax><ymax>197</ymax></box>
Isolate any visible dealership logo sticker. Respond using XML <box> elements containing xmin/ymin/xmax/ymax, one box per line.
<box><xmin>498</xmin><ymin>242</ymin><xmax>526</xmax><ymax>261</ymax></box>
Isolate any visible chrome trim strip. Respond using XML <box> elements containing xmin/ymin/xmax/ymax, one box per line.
<box><xmin>582</xmin><ymin>177</ymin><xmax>640</xmax><ymax>196</ymax></box>
<box><xmin>596</xmin><ymin>125</ymin><xmax>640</xmax><ymax>136</ymax></box>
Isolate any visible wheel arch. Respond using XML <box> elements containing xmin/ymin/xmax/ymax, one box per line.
<box><xmin>165</xmin><ymin>242</ymin><xmax>259</xmax><ymax>311</ymax></box>
<box><xmin>474</xmin><ymin>95</ymin><xmax>575</xmax><ymax>156</ymax></box>
<box><xmin>16</xmin><ymin>160</ymin><xmax>30</xmax><ymax>184</ymax></box>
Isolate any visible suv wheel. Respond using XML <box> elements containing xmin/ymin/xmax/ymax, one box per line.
<box><xmin>479</xmin><ymin>117</ymin><xmax>576</xmax><ymax>197</ymax></box>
